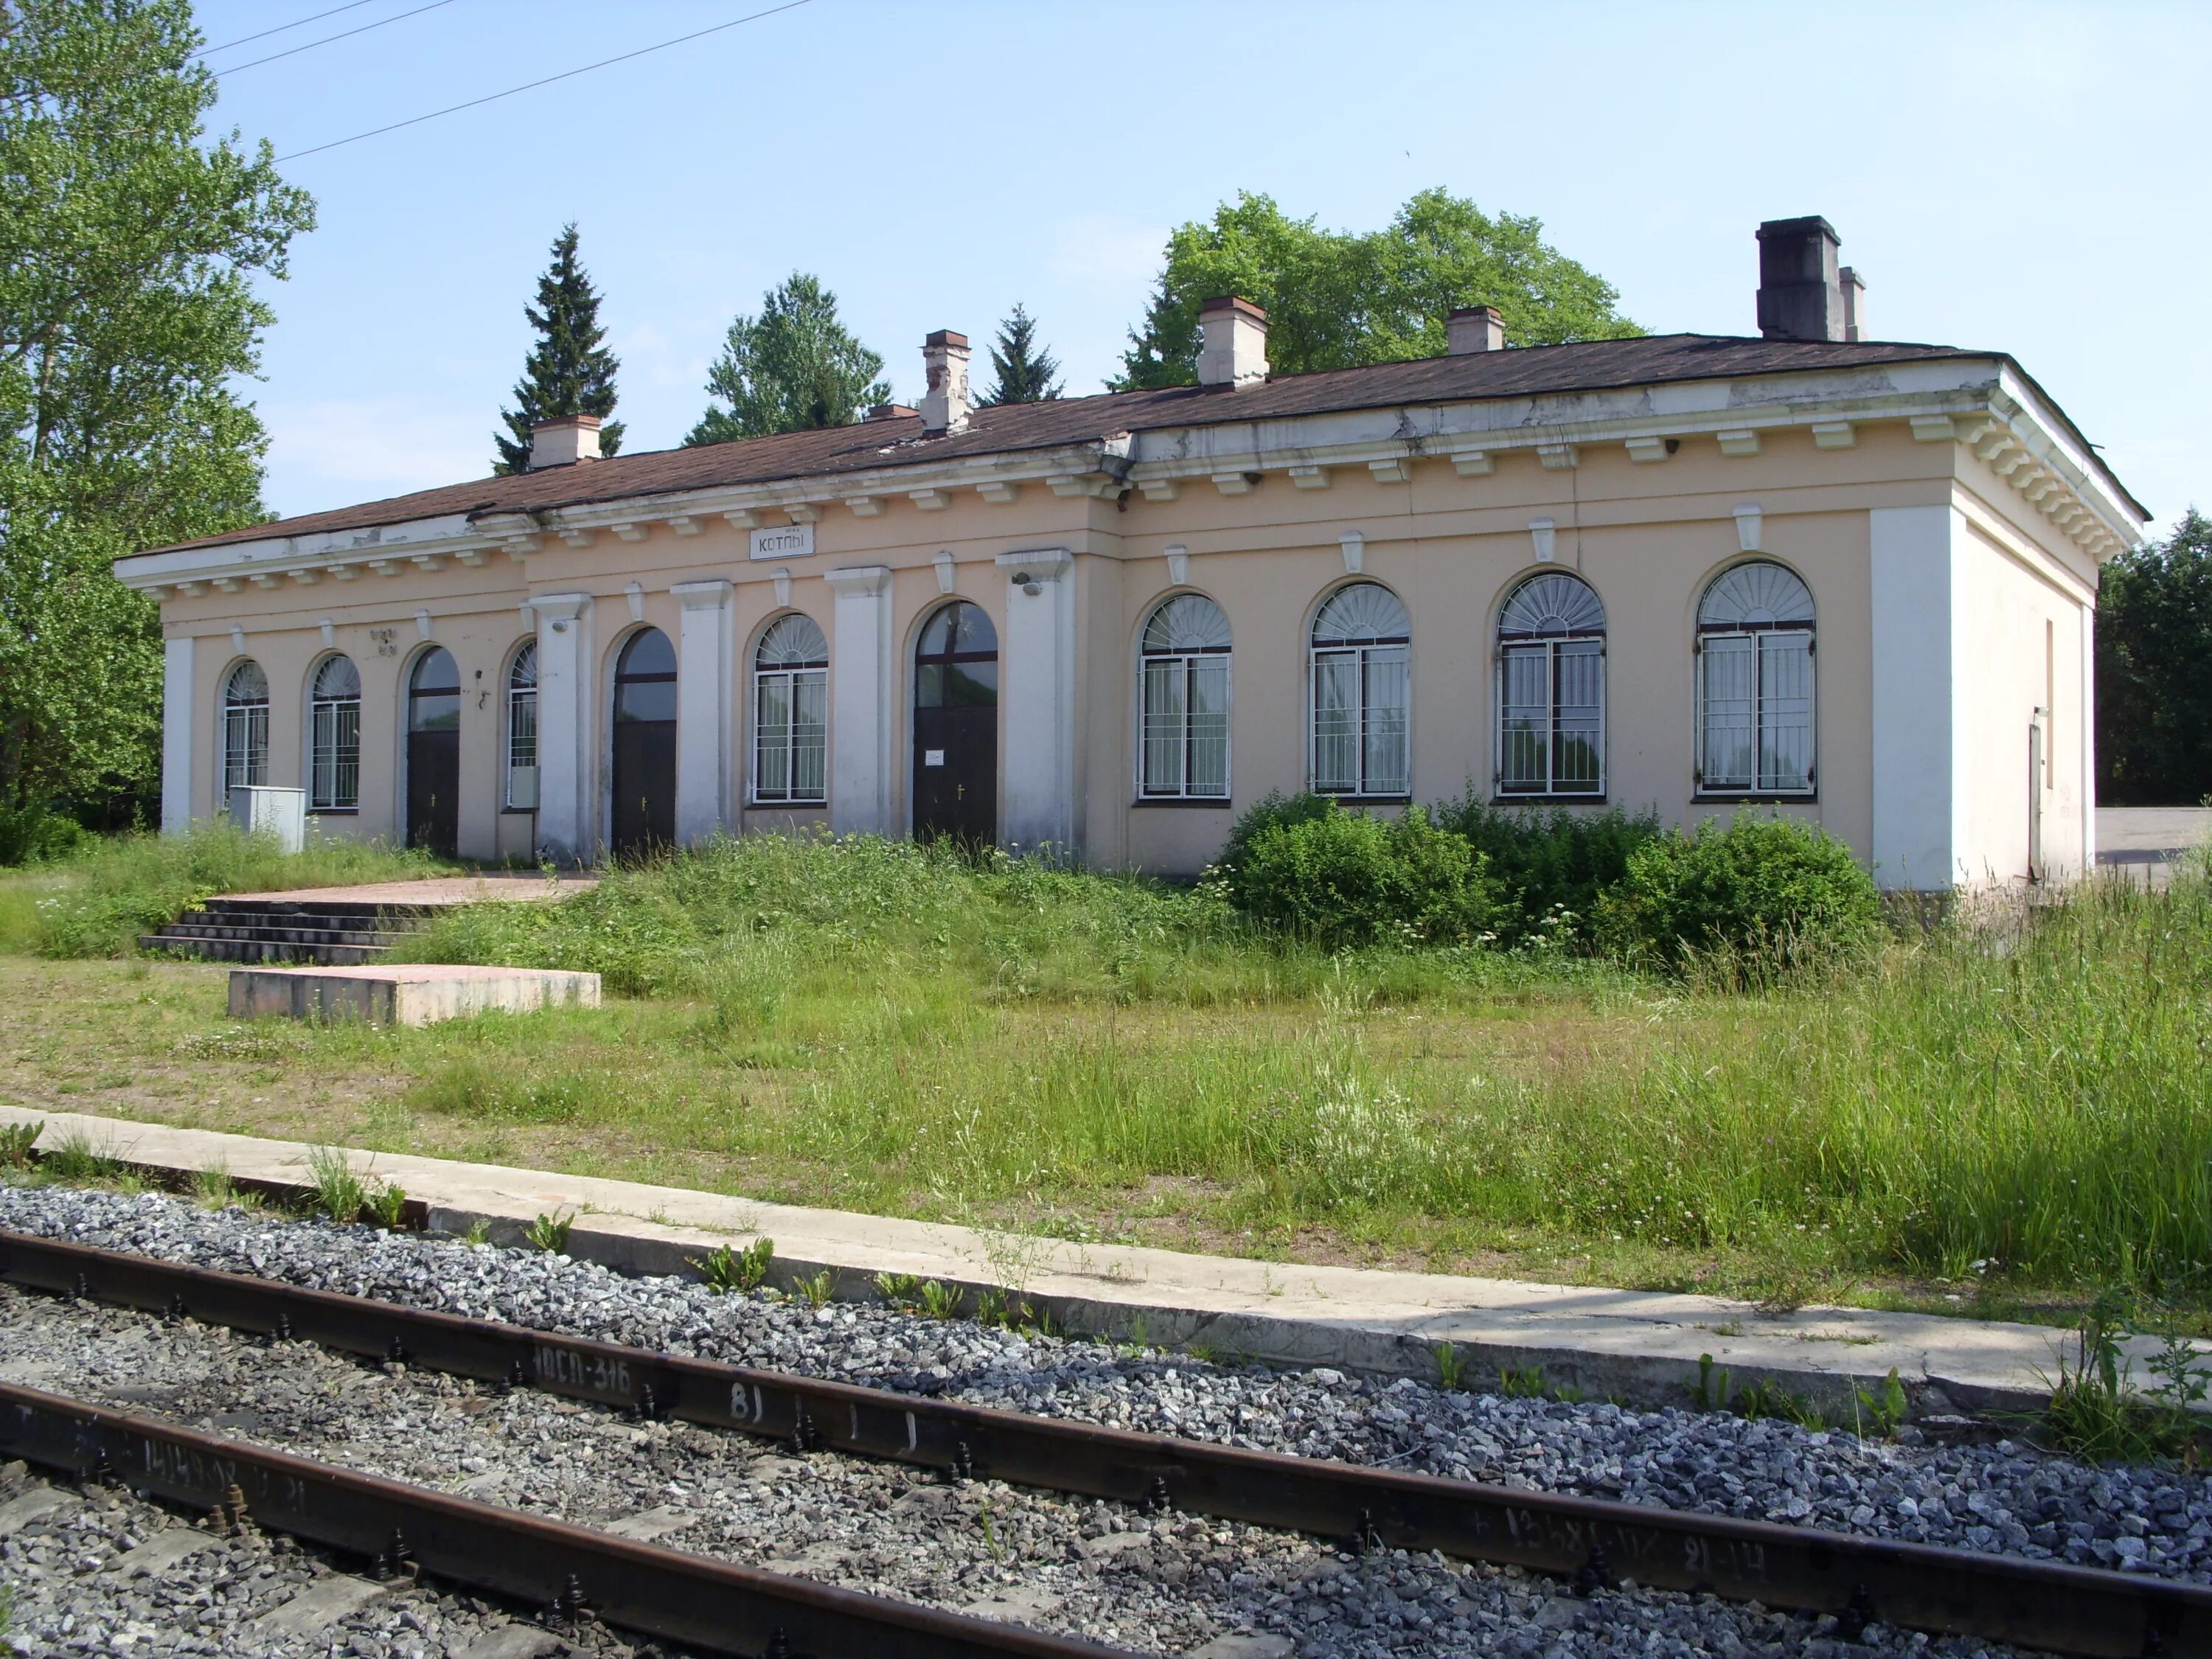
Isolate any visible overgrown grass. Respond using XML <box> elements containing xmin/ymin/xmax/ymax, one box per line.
<box><xmin>7</xmin><ymin>830</ymin><xmax>2210</xmax><ymax>1318</ymax></box>
<box><xmin>0</xmin><ymin>823</ymin><xmax>447</xmax><ymax>957</ymax></box>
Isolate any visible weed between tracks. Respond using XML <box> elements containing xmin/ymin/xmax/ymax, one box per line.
<box><xmin>1</xmin><ymin>832</ymin><xmax>2211</xmax><ymax>1330</ymax></box>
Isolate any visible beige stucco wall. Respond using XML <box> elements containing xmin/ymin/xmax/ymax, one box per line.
<box><xmin>150</xmin><ymin>408</ymin><xmax>2119</xmax><ymax>883</ymax></box>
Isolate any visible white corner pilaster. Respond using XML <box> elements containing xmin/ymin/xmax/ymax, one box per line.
<box><xmin>671</xmin><ymin>580</ymin><xmax>734</xmax><ymax>844</ymax></box>
<box><xmin>1869</xmin><ymin>506</ymin><xmax>1966</xmax><ymax>890</ymax></box>
<box><xmin>161</xmin><ymin>634</ymin><xmax>196</xmax><ymax>836</ymax></box>
<box><xmin>995</xmin><ymin>548</ymin><xmax>1076</xmax><ymax>853</ymax></box>
<box><xmin>825</xmin><ymin>566</ymin><xmax>894</xmax><ymax>835</ymax></box>
<box><xmin>2079</xmin><ymin>602</ymin><xmax>2096</xmax><ymax>873</ymax></box>
<box><xmin>529</xmin><ymin>594</ymin><xmax>594</xmax><ymax>864</ymax></box>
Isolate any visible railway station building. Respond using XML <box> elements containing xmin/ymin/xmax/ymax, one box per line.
<box><xmin>116</xmin><ymin>218</ymin><xmax>2146</xmax><ymax>889</ymax></box>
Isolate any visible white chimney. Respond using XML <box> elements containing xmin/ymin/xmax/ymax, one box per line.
<box><xmin>1197</xmin><ymin>296</ymin><xmax>1269</xmax><ymax>388</ymax></box>
<box><xmin>1447</xmin><ymin>305</ymin><xmax>1505</xmax><ymax>354</ymax></box>
<box><xmin>1839</xmin><ymin>267</ymin><xmax>1866</xmax><ymax>342</ymax></box>
<box><xmin>529</xmin><ymin>414</ymin><xmax>601</xmax><ymax>470</ymax></box>
<box><xmin>919</xmin><ymin>330</ymin><xmax>971</xmax><ymax>435</ymax></box>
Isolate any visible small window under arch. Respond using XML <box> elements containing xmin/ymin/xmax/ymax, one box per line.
<box><xmin>753</xmin><ymin>613</ymin><xmax>827</xmax><ymax>804</ymax></box>
<box><xmin>1696</xmin><ymin>560</ymin><xmax>1815</xmax><ymax>796</ymax></box>
<box><xmin>1495</xmin><ymin>571</ymin><xmax>1605</xmax><ymax>798</ymax></box>
<box><xmin>1139</xmin><ymin>594</ymin><xmax>1231</xmax><ymax>799</ymax></box>
<box><xmin>1310</xmin><ymin>582</ymin><xmax>1408</xmax><ymax>797</ymax></box>
<box><xmin>222</xmin><ymin>660</ymin><xmax>268</xmax><ymax>795</ymax></box>
<box><xmin>310</xmin><ymin>654</ymin><xmax>360</xmax><ymax>811</ymax></box>
<box><xmin>505</xmin><ymin>641</ymin><xmax>538</xmax><ymax>811</ymax></box>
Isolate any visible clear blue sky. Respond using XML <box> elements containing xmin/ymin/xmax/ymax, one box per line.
<box><xmin>196</xmin><ymin>0</ymin><xmax>2207</xmax><ymax>538</ymax></box>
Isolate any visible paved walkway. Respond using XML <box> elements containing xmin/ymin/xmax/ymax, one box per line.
<box><xmin>0</xmin><ymin>1105</ymin><xmax>2143</xmax><ymax>1424</ymax></box>
<box><xmin>2097</xmin><ymin>806</ymin><xmax>2210</xmax><ymax>886</ymax></box>
<box><xmin>226</xmin><ymin>874</ymin><xmax>597</xmax><ymax>906</ymax></box>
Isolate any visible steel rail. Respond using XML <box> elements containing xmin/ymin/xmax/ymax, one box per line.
<box><xmin>4</xmin><ymin>1227</ymin><xmax>2204</xmax><ymax>1658</ymax></box>
<box><xmin>0</xmin><ymin>1380</ymin><xmax>1131</xmax><ymax>1659</ymax></box>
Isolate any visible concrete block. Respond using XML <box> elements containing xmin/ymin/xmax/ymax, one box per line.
<box><xmin>227</xmin><ymin>963</ymin><xmax>600</xmax><ymax>1026</ymax></box>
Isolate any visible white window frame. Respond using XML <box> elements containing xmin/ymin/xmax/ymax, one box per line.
<box><xmin>751</xmin><ymin>614</ymin><xmax>828</xmax><ymax>806</ymax></box>
<box><xmin>504</xmin><ymin>641</ymin><xmax>538</xmax><ymax>812</ymax></box>
<box><xmin>220</xmin><ymin>661</ymin><xmax>268</xmax><ymax>797</ymax></box>
<box><xmin>1137</xmin><ymin>594</ymin><xmax>1232</xmax><ymax>800</ymax></box>
<box><xmin>1493</xmin><ymin>573</ymin><xmax>1606</xmax><ymax>799</ymax></box>
<box><xmin>1694</xmin><ymin>561</ymin><xmax>1817</xmax><ymax>799</ymax></box>
<box><xmin>308</xmin><ymin>655</ymin><xmax>361</xmax><ymax>812</ymax></box>
<box><xmin>1307</xmin><ymin>584</ymin><xmax>1410</xmax><ymax>799</ymax></box>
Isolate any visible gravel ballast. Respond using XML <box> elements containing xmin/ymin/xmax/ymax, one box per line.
<box><xmin>0</xmin><ymin>1180</ymin><xmax>2197</xmax><ymax>1655</ymax></box>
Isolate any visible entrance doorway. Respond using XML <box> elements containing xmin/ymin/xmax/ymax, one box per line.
<box><xmin>913</xmin><ymin>601</ymin><xmax>998</xmax><ymax>846</ymax></box>
<box><xmin>611</xmin><ymin>627</ymin><xmax>677</xmax><ymax>858</ymax></box>
<box><xmin>405</xmin><ymin>647</ymin><xmax>461</xmax><ymax>855</ymax></box>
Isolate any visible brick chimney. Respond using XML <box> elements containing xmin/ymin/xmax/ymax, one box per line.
<box><xmin>1838</xmin><ymin>267</ymin><xmax>1867</xmax><ymax>342</ymax></box>
<box><xmin>919</xmin><ymin>330</ymin><xmax>971</xmax><ymax>435</ymax></box>
<box><xmin>1755</xmin><ymin>216</ymin><xmax>1846</xmax><ymax>342</ymax></box>
<box><xmin>529</xmin><ymin>414</ymin><xmax>602</xmax><ymax>470</ymax></box>
<box><xmin>1197</xmin><ymin>296</ymin><xmax>1269</xmax><ymax>388</ymax></box>
<box><xmin>1447</xmin><ymin>305</ymin><xmax>1505</xmax><ymax>354</ymax></box>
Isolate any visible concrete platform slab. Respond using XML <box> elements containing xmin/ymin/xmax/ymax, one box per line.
<box><xmin>223</xmin><ymin>874</ymin><xmax>597</xmax><ymax>907</ymax></box>
<box><xmin>0</xmin><ymin>1105</ymin><xmax>2150</xmax><ymax>1424</ymax></box>
<box><xmin>228</xmin><ymin>963</ymin><xmax>601</xmax><ymax>1026</ymax></box>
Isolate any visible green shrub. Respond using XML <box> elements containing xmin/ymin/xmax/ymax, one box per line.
<box><xmin>1428</xmin><ymin>795</ymin><xmax>1661</xmax><ymax>948</ymax></box>
<box><xmin>1217</xmin><ymin>790</ymin><xmax>1340</xmax><ymax>878</ymax></box>
<box><xmin>1595</xmin><ymin>812</ymin><xmax>1881</xmax><ymax>972</ymax></box>
<box><xmin>0</xmin><ymin>803</ymin><xmax>94</xmax><ymax>867</ymax></box>
<box><xmin>1229</xmin><ymin>800</ymin><xmax>1498</xmax><ymax>948</ymax></box>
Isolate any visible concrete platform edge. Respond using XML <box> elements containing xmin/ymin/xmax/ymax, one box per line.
<box><xmin>0</xmin><ymin>1105</ymin><xmax>2098</xmax><ymax>1425</ymax></box>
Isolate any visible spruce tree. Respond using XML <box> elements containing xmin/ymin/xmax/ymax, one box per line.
<box><xmin>976</xmin><ymin>303</ymin><xmax>1064</xmax><ymax>406</ymax></box>
<box><xmin>493</xmin><ymin>223</ymin><xmax>623</xmax><ymax>473</ymax></box>
<box><xmin>685</xmin><ymin>274</ymin><xmax>889</xmax><ymax>445</ymax></box>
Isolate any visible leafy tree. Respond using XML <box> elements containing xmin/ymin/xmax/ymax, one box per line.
<box><xmin>1115</xmin><ymin>187</ymin><xmax>1639</xmax><ymax>389</ymax></box>
<box><xmin>493</xmin><ymin>222</ymin><xmax>622</xmax><ymax>473</ymax></box>
<box><xmin>975</xmin><ymin>302</ymin><xmax>1062</xmax><ymax>406</ymax></box>
<box><xmin>2097</xmin><ymin>509</ymin><xmax>2212</xmax><ymax>805</ymax></box>
<box><xmin>686</xmin><ymin>273</ymin><xmax>889</xmax><ymax>445</ymax></box>
<box><xmin>0</xmin><ymin>0</ymin><xmax>314</xmax><ymax>818</ymax></box>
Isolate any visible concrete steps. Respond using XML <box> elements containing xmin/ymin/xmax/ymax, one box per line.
<box><xmin>139</xmin><ymin>897</ymin><xmax>443</xmax><ymax>967</ymax></box>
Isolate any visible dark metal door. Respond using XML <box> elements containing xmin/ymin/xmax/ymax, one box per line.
<box><xmin>912</xmin><ymin>602</ymin><xmax>998</xmax><ymax>846</ymax></box>
<box><xmin>611</xmin><ymin>628</ymin><xmax>678</xmax><ymax>860</ymax></box>
<box><xmin>612</xmin><ymin>720</ymin><xmax>676</xmax><ymax>857</ymax></box>
<box><xmin>406</xmin><ymin>646</ymin><xmax>462</xmax><ymax>856</ymax></box>
<box><xmin>406</xmin><ymin>731</ymin><xmax>459</xmax><ymax>855</ymax></box>
<box><xmin>914</xmin><ymin>706</ymin><xmax>996</xmax><ymax>845</ymax></box>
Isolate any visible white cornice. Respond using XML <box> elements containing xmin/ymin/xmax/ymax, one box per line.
<box><xmin>114</xmin><ymin>358</ymin><xmax>2146</xmax><ymax>594</ymax></box>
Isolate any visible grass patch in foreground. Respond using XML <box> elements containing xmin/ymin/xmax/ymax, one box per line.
<box><xmin>0</xmin><ymin>823</ymin><xmax>450</xmax><ymax>958</ymax></box>
<box><xmin>1</xmin><ymin>833</ymin><xmax>2208</xmax><ymax>1320</ymax></box>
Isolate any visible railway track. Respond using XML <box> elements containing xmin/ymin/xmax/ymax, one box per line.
<box><xmin>4</xmin><ymin>1226</ymin><xmax>2205</xmax><ymax>1658</ymax></box>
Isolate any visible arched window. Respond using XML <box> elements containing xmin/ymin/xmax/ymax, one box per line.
<box><xmin>1696</xmin><ymin>560</ymin><xmax>1815</xmax><ymax>795</ymax></box>
<box><xmin>753</xmin><ymin>614</ymin><xmax>827</xmax><ymax>804</ymax></box>
<box><xmin>408</xmin><ymin>647</ymin><xmax>461</xmax><ymax>732</ymax></box>
<box><xmin>1139</xmin><ymin>594</ymin><xmax>1231</xmax><ymax>799</ymax></box>
<box><xmin>1496</xmin><ymin>572</ymin><xmax>1604</xmax><ymax>798</ymax></box>
<box><xmin>309</xmin><ymin>655</ymin><xmax>360</xmax><ymax>811</ymax></box>
<box><xmin>504</xmin><ymin>642</ymin><xmax>538</xmax><ymax>810</ymax></box>
<box><xmin>221</xmin><ymin>660</ymin><xmax>268</xmax><ymax>795</ymax></box>
<box><xmin>1310</xmin><ymin>582</ymin><xmax>1409</xmax><ymax>797</ymax></box>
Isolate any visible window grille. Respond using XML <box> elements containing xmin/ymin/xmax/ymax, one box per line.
<box><xmin>1695</xmin><ymin>561</ymin><xmax>1815</xmax><ymax>795</ymax></box>
<box><xmin>221</xmin><ymin>660</ymin><xmax>269</xmax><ymax>794</ymax></box>
<box><xmin>753</xmin><ymin>613</ymin><xmax>827</xmax><ymax>804</ymax></box>
<box><xmin>505</xmin><ymin>642</ymin><xmax>538</xmax><ymax>810</ymax></box>
<box><xmin>309</xmin><ymin>655</ymin><xmax>360</xmax><ymax>810</ymax></box>
<box><xmin>1310</xmin><ymin>583</ymin><xmax>1409</xmax><ymax>796</ymax></box>
<box><xmin>1495</xmin><ymin>572</ymin><xmax>1605</xmax><ymax>797</ymax></box>
<box><xmin>1139</xmin><ymin>594</ymin><xmax>1231</xmax><ymax>799</ymax></box>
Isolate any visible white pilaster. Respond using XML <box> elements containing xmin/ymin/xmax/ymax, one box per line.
<box><xmin>2079</xmin><ymin>602</ymin><xmax>2096</xmax><ymax>874</ymax></box>
<box><xmin>1869</xmin><ymin>506</ymin><xmax>1964</xmax><ymax>889</ymax></box>
<box><xmin>672</xmin><ymin>580</ymin><xmax>734</xmax><ymax>844</ymax></box>
<box><xmin>995</xmin><ymin>548</ymin><xmax>1076</xmax><ymax>852</ymax></box>
<box><xmin>825</xmin><ymin>566</ymin><xmax>893</xmax><ymax>835</ymax></box>
<box><xmin>530</xmin><ymin>594</ymin><xmax>594</xmax><ymax>863</ymax></box>
<box><xmin>161</xmin><ymin>634</ymin><xmax>196</xmax><ymax>836</ymax></box>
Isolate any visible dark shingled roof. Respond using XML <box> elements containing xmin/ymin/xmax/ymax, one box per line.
<box><xmin>147</xmin><ymin>333</ymin><xmax>2011</xmax><ymax>556</ymax></box>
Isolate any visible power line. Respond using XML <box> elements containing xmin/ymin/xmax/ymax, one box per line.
<box><xmin>274</xmin><ymin>0</ymin><xmax>812</xmax><ymax>163</ymax></box>
<box><xmin>217</xmin><ymin>0</ymin><xmax>459</xmax><ymax>77</ymax></box>
<box><xmin>197</xmin><ymin>0</ymin><xmax>383</xmax><ymax>57</ymax></box>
